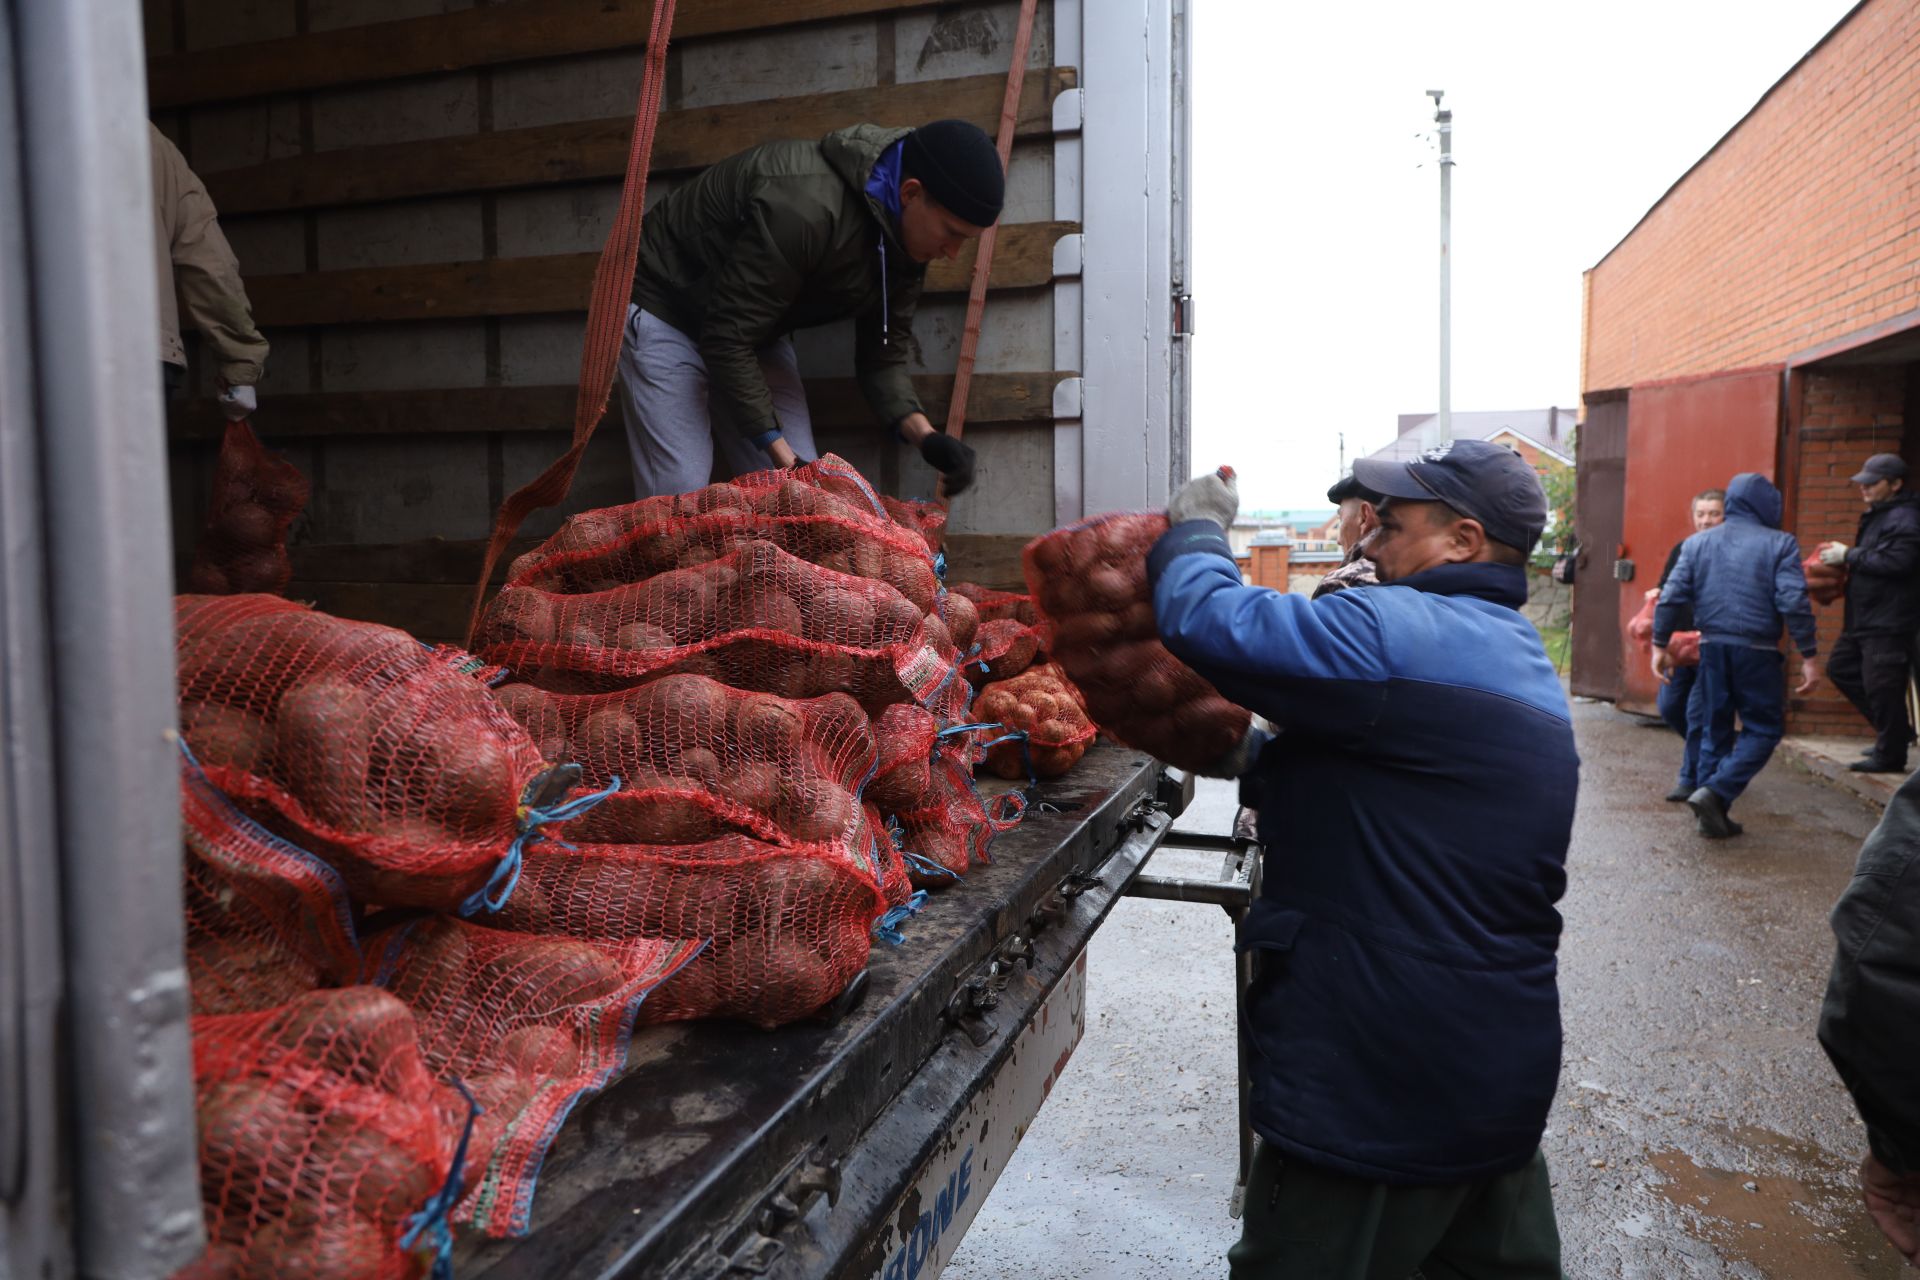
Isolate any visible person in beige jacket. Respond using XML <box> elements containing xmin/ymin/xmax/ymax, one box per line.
<box><xmin>150</xmin><ymin>123</ymin><xmax>268</xmax><ymax>417</ymax></box>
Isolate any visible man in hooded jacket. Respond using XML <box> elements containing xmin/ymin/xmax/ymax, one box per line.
<box><xmin>617</xmin><ymin>119</ymin><xmax>1000</xmax><ymax>499</ymax></box>
<box><xmin>1654</xmin><ymin>473</ymin><xmax>1820</xmax><ymax>838</ymax></box>
<box><xmin>1816</xmin><ymin>453</ymin><xmax>1920</xmax><ymax>773</ymax></box>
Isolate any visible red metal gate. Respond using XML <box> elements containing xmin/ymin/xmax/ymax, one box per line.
<box><xmin>1615</xmin><ymin>367</ymin><xmax>1783</xmax><ymax>714</ymax></box>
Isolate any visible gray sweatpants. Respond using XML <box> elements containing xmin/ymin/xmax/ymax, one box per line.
<box><xmin>613</xmin><ymin>304</ymin><xmax>817</xmax><ymax>499</ymax></box>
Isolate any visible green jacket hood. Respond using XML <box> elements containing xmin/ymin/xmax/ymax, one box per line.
<box><xmin>820</xmin><ymin>123</ymin><xmax>914</xmax><ymax>239</ymax></box>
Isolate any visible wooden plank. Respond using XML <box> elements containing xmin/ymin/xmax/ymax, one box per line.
<box><xmin>244</xmin><ymin>220</ymin><xmax>1073</xmax><ymax>326</ymax></box>
<box><xmin>204</xmin><ymin>68</ymin><xmax>1073</xmax><ymax>217</ymax></box>
<box><xmin>169</xmin><ymin>372</ymin><xmax>1069</xmax><ymax>441</ymax></box>
<box><xmin>150</xmin><ymin>0</ymin><xmax>931</xmax><ymax>110</ymax></box>
<box><xmin>287</xmin><ymin>581</ymin><xmax>475</xmax><ymax>642</ymax></box>
<box><xmin>942</xmin><ymin>534</ymin><xmax>1035</xmax><ymax>591</ymax></box>
<box><xmin>289</xmin><ymin>537</ymin><xmax>541</xmax><ymax>585</ymax></box>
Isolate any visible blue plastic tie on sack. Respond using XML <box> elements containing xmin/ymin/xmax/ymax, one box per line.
<box><xmin>872</xmin><ymin>889</ymin><xmax>932</xmax><ymax>944</ymax></box>
<box><xmin>461</xmin><ymin>773</ymin><xmax>621</xmax><ymax>917</ymax></box>
<box><xmin>933</xmin><ymin>550</ymin><xmax>948</xmax><ymax>581</ymax></box>
<box><xmin>979</xmin><ymin>727</ymin><xmax>1038</xmax><ymax>793</ymax></box>
<box><xmin>937</xmin><ymin>720</ymin><xmax>1002</xmax><ymax>740</ymax></box>
<box><xmin>400</xmin><ymin>1077</ymin><xmax>480</xmax><ymax>1280</ymax></box>
<box><xmin>900</xmin><ymin>849</ymin><xmax>960</xmax><ymax>882</ymax></box>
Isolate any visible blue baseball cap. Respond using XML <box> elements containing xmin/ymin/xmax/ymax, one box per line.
<box><xmin>1351</xmin><ymin>438</ymin><xmax>1548</xmax><ymax>553</ymax></box>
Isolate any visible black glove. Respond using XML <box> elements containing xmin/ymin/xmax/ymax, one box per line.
<box><xmin>919</xmin><ymin>431</ymin><xmax>977</xmax><ymax>496</ymax></box>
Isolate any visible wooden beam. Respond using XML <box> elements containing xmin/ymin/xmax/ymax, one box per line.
<box><xmin>243</xmin><ymin>220</ymin><xmax>1073</xmax><ymax>327</ymax></box>
<box><xmin>168</xmin><ymin>372</ymin><xmax>1069</xmax><ymax>441</ymax></box>
<box><xmin>290</xmin><ymin>537</ymin><xmax>540</xmax><ymax>585</ymax></box>
<box><xmin>286</xmin><ymin>581</ymin><xmax>476</xmax><ymax>643</ymax></box>
<box><xmin>204</xmin><ymin>68</ymin><xmax>1073</xmax><ymax>217</ymax></box>
<box><xmin>149</xmin><ymin>0</ymin><xmax>932</xmax><ymax>110</ymax></box>
<box><xmin>941</xmin><ymin>535</ymin><xmax>1035</xmax><ymax>591</ymax></box>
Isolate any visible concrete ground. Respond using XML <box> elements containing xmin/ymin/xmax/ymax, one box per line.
<box><xmin>946</xmin><ymin>699</ymin><xmax>1911</xmax><ymax>1279</ymax></box>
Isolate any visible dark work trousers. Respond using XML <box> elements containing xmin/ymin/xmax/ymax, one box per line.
<box><xmin>1656</xmin><ymin>662</ymin><xmax>1702</xmax><ymax>789</ymax></box>
<box><xmin>1827</xmin><ymin>631</ymin><xmax>1915</xmax><ymax>764</ymax></box>
<box><xmin>1227</xmin><ymin>1143</ymin><xmax>1564</xmax><ymax>1280</ymax></box>
<box><xmin>1693</xmin><ymin>642</ymin><xmax>1786</xmax><ymax>811</ymax></box>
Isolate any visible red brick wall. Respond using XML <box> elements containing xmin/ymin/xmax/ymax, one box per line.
<box><xmin>1583</xmin><ymin>0</ymin><xmax>1920</xmax><ymax>391</ymax></box>
<box><xmin>1787</xmin><ymin>367</ymin><xmax>1908</xmax><ymax>736</ymax></box>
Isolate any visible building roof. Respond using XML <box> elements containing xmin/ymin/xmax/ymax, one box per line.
<box><xmin>1371</xmin><ymin>407</ymin><xmax>1576</xmax><ymax>466</ymax></box>
<box><xmin>1235</xmin><ymin>507</ymin><xmax>1336</xmax><ymax>533</ymax></box>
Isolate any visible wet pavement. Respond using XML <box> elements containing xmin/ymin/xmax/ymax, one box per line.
<box><xmin>946</xmin><ymin>698</ymin><xmax>1910</xmax><ymax>1278</ymax></box>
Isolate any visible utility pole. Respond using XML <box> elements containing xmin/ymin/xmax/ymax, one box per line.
<box><xmin>1427</xmin><ymin>89</ymin><xmax>1453</xmax><ymax>444</ymax></box>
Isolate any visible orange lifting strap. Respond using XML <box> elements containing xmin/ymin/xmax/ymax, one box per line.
<box><xmin>465</xmin><ymin>0</ymin><xmax>677</xmax><ymax>646</ymax></box>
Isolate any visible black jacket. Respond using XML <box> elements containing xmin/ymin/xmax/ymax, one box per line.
<box><xmin>1843</xmin><ymin>494</ymin><xmax>1920</xmax><ymax>636</ymax></box>
<box><xmin>1819</xmin><ymin>769</ymin><xmax>1920</xmax><ymax>1175</ymax></box>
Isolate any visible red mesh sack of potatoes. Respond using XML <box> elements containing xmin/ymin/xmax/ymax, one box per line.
<box><xmin>488</xmin><ymin>676</ymin><xmax>875</xmax><ymax>854</ymax></box>
<box><xmin>502</xmin><ymin>456</ymin><xmax>940</xmax><ymax>615</ymax></box>
<box><xmin>968</xmin><ymin>616</ymin><xmax>1042</xmax><ymax>685</ymax></box>
<box><xmin>1804</xmin><ymin>551</ymin><xmax>1847</xmax><ymax>606</ymax></box>
<box><xmin>867</xmin><ymin>702</ymin><xmax>940</xmax><ymax>816</ymax></box>
<box><xmin>881</xmin><ymin>495</ymin><xmax>947</xmax><ymax>555</ymax></box>
<box><xmin>175</xmin><ymin>987</ymin><xmax>472</xmax><ymax>1280</ymax></box>
<box><xmin>489</xmin><ymin>829</ymin><xmax>892</xmax><ymax>1029</ymax></box>
<box><xmin>973</xmin><ymin>667</ymin><xmax>1096</xmax><ymax>779</ymax></box>
<box><xmin>951</xmin><ymin>581</ymin><xmax>1039</xmax><ymax>625</ymax></box>
<box><xmin>185</xmin><ymin>418</ymin><xmax>309</xmax><ymax>597</ymax></box>
<box><xmin>478</xmin><ymin>539</ymin><xmax>958</xmax><ymax>713</ymax></box>
<box><xmin>1023</xmin><ymin>512</ymin><xmax>1251</xmax><ymax>772</ymax></box>
<box><xmin>1625</xmin><ymin>588</ymin><xmax>1659</xmax><ymax>650</ymax></box>
<box><xmin>176</xmin><ymin>594</ymin><xmax>587</xmax><ymax>915</ymax></box>
<box><xmin>182</xmin><ymin>748</ymin><xmax>362</xmax><ymax>1017</ymax></box>
<box><xmin>893</xmin><ymin>746</ymin><xmax>1025</xmax><ymax>890</ymax></box>
<box><xmin>361</xmin><ymin>916</ymin><xmax>701</xmax><ymax>1237</ymax></box>
<box><xmin>1669</xmin><ymin>631</ymin><xmax>1702</xmax><ymax>666</ymax></box>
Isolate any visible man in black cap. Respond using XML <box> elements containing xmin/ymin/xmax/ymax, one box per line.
<box><xmin>615</xmin><ymin>119</ymin><xmax>1002</xmax><ymax>498</ymax></box>
<box><xmin>1818</xmin><ymin>452</ymin><xmax>1920</xmax><ymax>773</ymax></box>
<box><xmin>1148</xmin><ymin>440</ymin><xmax>1578</xmax><ymax>1278</ymax></box>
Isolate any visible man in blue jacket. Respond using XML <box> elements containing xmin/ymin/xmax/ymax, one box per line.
<box><xmin>1653</xmin><ymin>472</ymin><xmax>1819</xmax><ymax>838</ymax></box>
<box><xmin>1149</xmin><ymin>440</ymin><xmax>1578</xmax><ymax>1279</ymax></box>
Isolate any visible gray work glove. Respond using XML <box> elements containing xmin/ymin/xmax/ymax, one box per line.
<box><xmin>1168</xmin><ymin>465</ymin><xmax>1238</xmax><ymax>530</ymax></box>
<box><xmin>218</xmin><ymin>384</ymin><xmax>257</xmax><ymax>421</ymax></box>
<box><xmin>920</xmin><ymin>431</ymin><xmax>977</xmax><ymax>496</ymax></box>
<box><xmin>1197</xmin><ymin>723</ymin><xmax>1264</xmax><ymax>779</ymax></box>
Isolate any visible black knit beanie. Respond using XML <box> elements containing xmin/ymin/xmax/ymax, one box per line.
<box><xmin>901</xmin><ymin>119</ymin><xmax>1004</xmax><ymax>228</ymax></box>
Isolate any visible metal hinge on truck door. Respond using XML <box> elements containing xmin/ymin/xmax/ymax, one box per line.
<box><xmin>1173</xmin><ymin>293</ymin><xmax>1196</xmax><ymax>335</ymax></box>
<box><xmin>673</xmin><ymin>1142</ymin><xmax>843</xmax><ymax>1277</ymax></box>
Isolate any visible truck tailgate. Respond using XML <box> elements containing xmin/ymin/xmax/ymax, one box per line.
<box><xmin>453</xmin><ymin>743</ymin><xmax>1176</xmax><ymax>1279</ymax></box>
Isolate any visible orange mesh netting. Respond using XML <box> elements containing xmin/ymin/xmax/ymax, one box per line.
<box><xmin>1024</xmin><ymin>512</ymin><xmax>1251</xmax><ymax>772</ymax></box>
<box><xmin>186</xmin><ymin>418</ymin><xmax>309</xmax><ymax>597</ymax></box>
<box><xmin>891</xmin><ymin>742</ymin><xmax>1024</xmax><ymax>890</ymax></box>
<box><xmin>880</xmin><ymin>495</ymin><xmax>947</xmax><ymax>555</ymax></box>
<box><xmin>176</xmin><ymin>594</ymin><xmax>587</xmax><ymax>915</ymax></box>
<box><xmin>488</xmin><ymin>830</ymin><xmax>892</xmax><ymax>1029</ymax></box>
<box><xmin>361</xmin><ymin>916</ymin><xmax>699</xmax><ymax>1237</ymax></box>
<box><xmin>973</xmin><ymin>666</ymin><xmax>1095</xmax><ymax>779</ymax></box>
<box><xmin>480</xmin><ymin>538</ymin><xmax>953</xmax><ymax>712</ymax></box>
<box><xmin>1804</xmin><ymin>551</ymin><xmax>1846</xmax><ymax>606</ymax></box>
<box><xmin>950</xmin><ymin>581</ymin><xmax>1038</xmax><ymax>625</ymax></box>
<box><xmin>181</xmin><ymin>748</ymin><xmax>361</xmax><ymax>1018</ymax></box>
<box><xmin>490</xmin><ymin>677</ymin><xmax>875</xmax><ymax>851</ymax></box>
<box><xmin>175</xmin><ymin>988</ymin><xmax>472</xmax><ymax>1280</ymax></box>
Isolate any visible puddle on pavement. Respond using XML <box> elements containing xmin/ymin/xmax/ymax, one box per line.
<box><xmin>1647</xmin><ymin>1141</ymin><xmax>1908</xmax><ymax>1277</ymax></box>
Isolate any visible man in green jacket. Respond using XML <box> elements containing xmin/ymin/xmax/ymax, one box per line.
<box><xmin>619</xmin><ymin>119</ymin><xmax>1001</xmax><ymax>498</ymax></box>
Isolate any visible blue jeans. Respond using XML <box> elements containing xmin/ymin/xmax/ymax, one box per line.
<box><xmin>1657</xmin><ymin>662</ymin><xmax>1702</xmax><ymax>789</ymax></box>
<box><xmin>1694</xmin><ymin>642</ymin><xmax>1786</xmax><ymax>810</ymax></box>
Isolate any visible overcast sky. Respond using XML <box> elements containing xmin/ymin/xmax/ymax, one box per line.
<box><xmin>1188</xmin><ymin>0</ymin><xmax>1862</xmax><ymax>512</ymax></box>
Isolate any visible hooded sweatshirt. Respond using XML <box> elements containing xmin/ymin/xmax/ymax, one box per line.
<box><xmin>630</xmin><ymin>124</ymin><xmax>926</xmax><ymax>447</ymax></box>
<box><xmin>1654</xmin><ymin>473</ymin><xmax>1817</xmax><ymax>657</ymax></box>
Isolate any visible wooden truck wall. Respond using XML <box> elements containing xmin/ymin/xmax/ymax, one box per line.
<box><xmin>147</xmin><ymin>0</ymin><xmax>1079</xmax><ymax>637</ymax></box>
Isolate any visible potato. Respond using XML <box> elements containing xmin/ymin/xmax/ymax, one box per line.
<box><xmin>807</xmin><ymin>586</ymin><xmax>876</xmax><ymax>642</ymax></box>
<box><xmin>481</xmin><ymin>590</ymin><xmax>556</xmax><ymax>648</ymax></box>
<box><xmin>578</xmin><ymin>708</ymin><xmax>642</xmax><ymax>775</ymax></box>
<box><xmin>266</xmin><ymin>988</ymin><xmax>419</xmax><ymax>1091</ymax></box>
<box><xmin>310</xmin><ymin>1111</ymin><xmax>441</xmax><ymax>1223</ymax></box>
<box><xmin>878</xmin><ymin>553</ymin><xmax>938</xmax><ymax>613</ymax></box>
<box><xmin>186</xmin><ymin>561</ymin><xmax>231</xmax><ymax>595</ymax></box>
<box><xmin>614</xmin><ymin>620</ymin><xmax>675</xmax><ymax>652</ymax></box>
<box><xmin>675</xmin><ymin>746</ymin><xmax>723</xmax><ymax>787</ymax></box>
<box><xmin>943</xmin><ymin>593</ymin><xmax>979</xmax><ymax>652</ymax></box>
<box><xmin>920</xmin><ymin>613</ymin><xmax>953</xmax><ymax>655</ymax></box>
<box><xmin>716</xmin><ymin>761</ymin><xmax>783</xmax><ymax>815</ymax></box>
<box><xmin>413</xmin><ymin>732</ymin><xmax>518</xmax><ymax>835</ymax></box>
<box><xmin>732</xmin><ymin>693</ymin><xmax>806</xmax><ymax>761</ymax></box>
<box><xmin>217</xmin><ymin>501</ymin><xmax>277</xmax><ymax>548</ymax></box>
<box><xmin>474</xmin><ymin>938</ymin><xmax>626</xmax><ymax>1018</ymax></box>
<box><xmin>490</xmin><ymin>681</ymin><xmax>548</xmax><ymax>728</ymax></box>
<box><xmin>872</xmin><ymin>592</ymin><xmax>924</xmax><ymax>642</ymax></box>
<box><xmin>247</xmin><ymin>1210</ymin><xmax>389</xmax><ymax>1280</ymax></box>
<box><xmin>975</xmin><ymin>689</ymin><xmax>1019</xmax><ymax>724</ymax></box>
<box><xmin>499</xmin><ymin>1023</ymin><xmax>584</xmax><ymax>1077</ymax></box>
<box><xmin>197</xmin><ymin>1075</ymin><xmax>307</xmax><ymax>1212</ymax></box>
<box><xmin>742</xmin><ymin>591</ymin><xmax>804</xmax><ymax>636</ymax></box>
<box><xmin>274</xmin><ymin>678</ymin><xmax>375</xmax><ymax>828</ymax></box>
<box><xmin>780</xmin><ymin>779</ymin><xmax>857</xmax><ymax>844</ymax></box>
<box><xmin>866</xmin><ymin>760</ymin><xmax>931</xmax><ymax>814</ymax></box>
<box><xmin>180</xmin><ymin>702</ymin><xmax>277</xmax><ymax>773</ymax></box>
